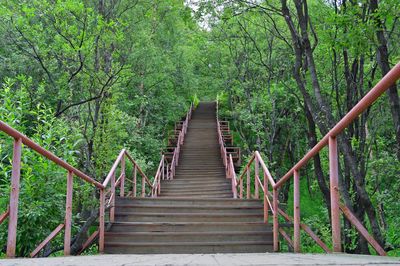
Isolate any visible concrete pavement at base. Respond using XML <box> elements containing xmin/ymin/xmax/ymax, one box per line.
<box><xmin>1</xmin><ymin>253</ymin><xmax>400</xmax><ymax>266</ymax></box>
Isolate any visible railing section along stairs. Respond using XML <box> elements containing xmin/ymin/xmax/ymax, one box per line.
<box><xmin>105</xmin><ymin>102</ymin><xmax>273</xmax><ymax>254</ymax></box>
<box><xmin>0</xmin><ymin>62</ymin><xmax>399</xmax><ymax>258</ymax></box>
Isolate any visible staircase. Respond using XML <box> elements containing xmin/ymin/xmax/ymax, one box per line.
<box><xmin>104</xmin><ymin>102</ymin><xmax>273</xmax><ymax>254</ymax></box>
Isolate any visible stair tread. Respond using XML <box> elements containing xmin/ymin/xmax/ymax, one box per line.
<box><xmin>115</xmin><ymin>204</ymin><xmax>261</xmax><ymax>208</ymax></box>
<box><xmin>116</xmin><ymin>212</ymin><xmax>263</xmax><ymax>216</ymax></box>
<box><xmin>117</xmin><ymin>197</ymin><xmax>260</xmax><ymax>201</ymax></box>
<box><xmin>106</xmin><ymin>231</ymin><xmax>272</xmax><ymax>236</ymax></box>
<box><xmin>105</xmin><ymin>240</ymin><xmax>273</xmax><ymax>246</ymax></box>
<box><xmin>111</xmin><ymin>221</ymin><xmax>271</xmax><ymax>225</ymax></box>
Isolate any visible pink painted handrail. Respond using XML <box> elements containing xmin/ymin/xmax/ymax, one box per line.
<box><xmin>151</xmin><ymin>155</ymin><xmax>166</xmax><ymax>197</ymax></box>
<box><xmin>0</xmin><ymin>121</ymin><xmax>104</xmax><ymax>189</ymax></box>
<box><xmin>0</xmin><ymin>102</ymin><xmax>194</xmax><ymax>258</ymax></box>
<box><xmin>276</xmin><ymin>62</ymin><xmax>400</xmax><ymax>188</ymax></box>
<box><xmin>0</xmin><ymin>121</ymin><xmax>103</xmax><ymax>258</ymax></box>
<box><xmin>218</xmin><ymin>62</ymin><xmax>400</xmax><ymax>255</ymax></box>
<box><xmin>165</xmin><ymin>103</ymin><xmax>193</xmax><ymax>180</ymax></box>
<box><xmin>98</xmin><ymin>148</ymin><xmax>153</xmax><ymax>252</ymax></box>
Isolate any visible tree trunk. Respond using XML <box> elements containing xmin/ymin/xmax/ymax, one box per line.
<box><xmin>280</xmin><ymin>0</ymin><xmax>386</xmax><ymax>251</ymax></box>
<box><xmin>370</xmin><ymin>0</ymin><xmax>400</xmax><ymax>160</ymax></box>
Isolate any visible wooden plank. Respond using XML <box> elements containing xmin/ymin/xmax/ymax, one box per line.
<box><xmin>30</xmin><ymin>224</ymin><xmax>64</xmax><ymax>258</ymax></box>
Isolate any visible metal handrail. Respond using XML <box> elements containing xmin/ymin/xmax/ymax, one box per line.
<box><xmin>0</xmin><ymin>121</ymin><xmax>104</xmax><ymax>189</ymax></box>
<box><xmin>0</xmin><ymin>121</ymin><xmax>103</xmax><ymax>258</ymax></box>
<box><xmin>276</xmin><ymin>62</ymin><xmax>400</xmax><ymax>188</ymax></box>
<box><xmin>165</xmin><ymin>103</ymin><xmax>193</xmax><ymax>180</ymax></box>
<box><xmin>218</xmin><ymin>62</ymin><xmax>400</xmax><ymax>256</ymax></box>
<box><xmin>0</xmin><ymin>102</ymin><xmax>194</xmax><ymax>258</ymax></box>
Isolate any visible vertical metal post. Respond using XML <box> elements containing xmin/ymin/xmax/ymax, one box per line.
<box><xmin>246</xmin><ymin>167</ymin><xmax>250</xmax><ymax>199</ymax></box>
<box><xmin>294</xmin><ymin>169</ymin><xmax>300</xmax><ymax>253</ymax></box>
<box><xmin>329</xmin><ymin>136</ymin><xmax>341</xmax><ymax>252</ymax></box>
<box><xmin>273</xmin><ymin>187</ymin><xmax>279</xmax><ymax>252</ymax></box>
<box><xmin>263</xmin><ymin>171</ymin><xmax>269</xmax><ymax>224</ymax></box>
<box><xmin>6</xmin><ymin>138</ymin><xmax>22</xmax><ymax>258</ymax></box>
<box><xmin>99</xmin><ymin>189</ymin><xmax>105</xmax><ymax>253</ymax></box>
<box><xmin>64</xmin><ymin>171</ymin><xmax>73</xmax><ymax>255</ymax></box>
<box><xmin>158</xmin><ymin>161</ymin><xmax>162</xmax><ymax>195</ymax></box>
<box><xmin>162</xmin><ymin>160</ymin><xmax>165</xmax><ymax>180</ymax></box>
<box><xmin>110</xmin><ymin>171</ymin><xmax>115</xmax><ymax>222</ymax></box>
<box><xmin>141</xmin><ymin>175</ymin><xmax>146</xmax><ymax>197</ymax></box>
<box><xmin>239</xmin><ymin>179</ymin><xmax>243</xmax><ymax>199</ymax></box>
<box><xmin>133</xmin><ymin>165</ymin><xmax>137</xmax><ymax>198</ymax></box>
<box><xmin>232</xmin><ymin>164</ymin><xmax>238</xmax><ymax>199</ymax></box>
<box><xmin>120</xmin><ymin>153</ymin><xmax>125</xmax><ymax>197</ymax></box>
<box><xmin>255</xmin><ymin>156</ymin><xmax>259</xmax><ymax>199</ymax></box>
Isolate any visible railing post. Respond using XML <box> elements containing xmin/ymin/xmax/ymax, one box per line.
<box><xmin>141</xmin><ymin>175</ymin><xmax>146</xmax><ymax>197</ymax></box>
<box><xmin>171</xmin><ymin>158</ymin><xmax>175</xmax><ymax>179</ymax></box>
<box><xmin>264</xmin><ymin>171</ymin><xmax>269</xmax><ymax>224</ymax></box>
<box><xmin>230</xmin><ymin>157</ymin><xmax>238</xmax><ymax>199</ymax></box>
<box><xmin>99</xmin><ymin>189</ymin><xmax>105</xmax><ymax>253</ymax></box>
<box><xmin>294</xmin><ymin>169</ymin><xmax>300</xmax><ymax>253</ymax></box>
<box><xmin>133</xmin><ymin>165</ymin><xmax>137</xmax><ymax>198</ymax></box>
<box><xmin>159</xmin><ymin>161</ymin><xmax>163</xmax><ymax>195</ymax></box>
<box><xmin>239</xmin><ymin>178</ymin><xmax>243</xmax><ymax>199</ymax></box>
<box><xmin>6</xmin><ymin>138</ymin><xmax>22</xmax><ymax>258</ymax></box>
<box><xmin>246</xmin><ymin>167</ymin><xmax>250</xmax><ymax>199</ymax></box>
<box><xmin>254</xmin><ymin>156</ymin><xmax>259</xmax><ymax>199</ymax></box>
<box><xmin>120</xmin><ymin>153</ymin><xmax>125</xmax><ymax>197</ymax></box>
<box><xmin>329</xmin><ymin>136</ymin><xmax>341</xmax><ymax>252</ymax></box>
<box><xmin>162</xmin><ymin>159</ymin><xmax>165</xmax><ymax>180</ymax></box>
<box><xmin>110</xmin><ymin>171</ymin><xmax>115</xmax><ymax>222</ymax></box>
<box><xmin>64</xmin><ymin>171</ymin><xmax>73</xmax><ymax>255</ymax></box>
<box><xmin>273</xmin><ymin>187</ymin><xmax>279</xmax><ymax>252</ymax></box>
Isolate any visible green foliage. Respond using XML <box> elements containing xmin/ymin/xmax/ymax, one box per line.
<box><xmin>0</xmin><ymin>77</ymin><xmax>81</xmax><ymax>256</ymax></box>
<box><xmin>0</xmin><ymin>0</ymin><xmax>399</xmax><ymax>258</ymax></box>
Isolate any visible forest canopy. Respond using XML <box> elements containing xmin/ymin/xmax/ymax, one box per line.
<box><xmin>0</xmin><ymin>0</ymin><xmax>399</xmax><ymax>257</ymax></box>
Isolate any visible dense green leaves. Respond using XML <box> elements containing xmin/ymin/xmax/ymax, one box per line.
<box><xmin>0</xmin><ymin>0</ymin><xmax>399</xmax><ymax>257</ymax></box>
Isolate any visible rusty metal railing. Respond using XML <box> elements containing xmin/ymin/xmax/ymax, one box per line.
<box><xmin>0</xmin><ymin>102</ymin><xmax>194</xmax><ymax>258</ymax></box>
<box><xmin>216</xmin><ymin>101</ymin><xmax>241</xmax><ymax>195</ymax></box>
<box><xmin>164</xmin><ymin>103</ymin><xmax>193</xmax><ymax>181</ymax></box>
<box><xmin>222</xmin><ymin>62</ymin><xmax>400</xmax><ymax>255</ymax></box>
<box><xmin>0</xmin><ymin>121</ymin><xmax>104</xmax><ymax>258</ymax></box>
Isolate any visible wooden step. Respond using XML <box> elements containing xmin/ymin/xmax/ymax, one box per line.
<box><xmin>115</xmin><ymin>197</ymin><xmax>262</xmax><ymax>207</ymax></box>
<box><xmin>160</xmin><ymin>188</ymin><xmax>232</xmax><ymax>194</ymax></box>
<box><xmin>114</xmin><ymin>204</ymin><xmax>264</xmax><ymax>214</ymax></box>
<box><xmin>109</xmin><ymin>221</ymin><xmax>271</xmax><ymax>232</ymax></box>
<box><xmin>160</xmin><ymin>183</ymin><xmax>231</xmax><ymax>190</ymax></box>
<box><xmin>159</xmin><ymin>193</ymin><xmax>233</xmax><ymax>198</ymax></box>
<box><xmin>104</xmin><ymin>240</ymin><xmax>273</xmax><ymax>254</ymax></box>
<box><xmin>162</xmin><ymin>179</ymin><xmax>230</xmax><ymax>185</ymax></box>
<box><xmin>115</xmin><ymin>212</ymin><xmax>263</xmax><ymax>222</ymax></box>
<box><xmin>159</xmin><ymin>188</ymin><xmax>232</xmax><ymax>194</ymax></box>
<box><xmin>105</xmin><ymin>231</ymin><xmax>272</xmax><ymax>242</ymax></box>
